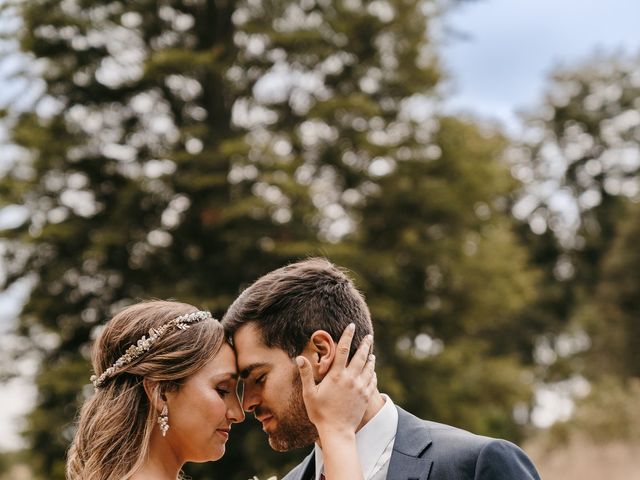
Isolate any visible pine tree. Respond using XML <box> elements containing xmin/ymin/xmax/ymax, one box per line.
<box><xmin>1</xmin><ymin>0</ymin><xmax>321</xmax><ymax>477</ymax></box>
<box><xmin>1</xmin><ymin>0</ymin><xmax>541</xmax><ymax>478</ymax></box>
<box><xmin>513</xmin><ymin>52</ymin><xmax>640</xmax><ymax>294</ymax></box>
<box><xmin>336</xmin><ymin>117</ymin><xmax>540</xmax><ymax>439</ymax></box>
<box><xmin>511</xmin><ymin>52</ymin><xmax>640</xmax><ymax>387</ymax></box>
<box><xmin>579</xmin><ymin>200</ymin><xmax>640</xmax><ymax>381</ymax></box>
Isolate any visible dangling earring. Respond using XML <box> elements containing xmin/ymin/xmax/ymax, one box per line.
<box><xmin>158</xmin><ymin>403</ymin><xmax>169</xmax><ymax>437</ymax></box>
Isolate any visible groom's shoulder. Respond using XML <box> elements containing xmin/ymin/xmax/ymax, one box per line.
<box><xmin>396</xmin><ymin>406</ymin><xmax>540</xmax><ymax>479</ymax></box>
<box><xmin>397</xmin><ymin>406</ymin><xmax>485</xmax><ymax>439</ymax></box>
<box><xmin>399</xmin><ymin>408</ymin><xmax>486</xmax><ymax>446</ymax></box>
<box><xmin>396</xmin><ymin>406</ymin><xmax>529</xmax><ymax>459</ymax></box>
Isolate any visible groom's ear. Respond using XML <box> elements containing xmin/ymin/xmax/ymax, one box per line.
<box><xmin>302</xmin><ymin>330</ymin><xmax>336</xmax><ymax>378</ymax></box>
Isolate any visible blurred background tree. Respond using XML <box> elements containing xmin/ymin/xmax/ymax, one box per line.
<box><xmin>512</xmin><ymin>52</ymin><xmax>640</xmax><ymax>444</ymax></box>
<box><xmin>513</xmin><ymin>53</ymin><xmax>640</xmax><ymax>291</ymax></box>
<box><xmin>338</xmin><ymin>116</ymin><xmax>540</xmax><ymax>440</ymax></box>
<box><xmin>1</xmin><ymin>0</ymin><xmax>325</xmax><ymax>476</ymax></box>
<box><xmin>3</xmin><ymin>0</ymin><xmax>639</xmax><ymax>479</ymax></box>
<box><xmin>578</xmin><ymin>199</ymin><xmax>640</xmax><ymax>381</ymax></box>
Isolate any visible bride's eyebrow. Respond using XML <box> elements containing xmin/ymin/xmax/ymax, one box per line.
<box><xmin>240</xmin><ymin>362</ymin><xmax>268</xmax><ymax>379</ymax></box>
<box><xmin>210</xmin><ymin>371</ymin><xmax>239</xmax><ymax>381</ymax></box>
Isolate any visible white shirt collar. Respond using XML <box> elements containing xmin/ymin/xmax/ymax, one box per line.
<box><xmin>314</xmin><ymin>394</ymin><xmax>398</xmax><ymax>480</ymax></box>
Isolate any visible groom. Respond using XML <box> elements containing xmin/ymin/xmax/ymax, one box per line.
<box><xmin>222</xmin><ymin>258</ymin><xmax>540</xmax><ymax>480</ymax></box>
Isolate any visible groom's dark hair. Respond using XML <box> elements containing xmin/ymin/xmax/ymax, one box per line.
<box><xmin>222</xmin><ymin>257</ymin><xmax>373</xmax><ymax>358</ymax></box>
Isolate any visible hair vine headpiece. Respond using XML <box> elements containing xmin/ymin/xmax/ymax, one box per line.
<box><xmin>90</xmin><ymin>310</ymin><xmax>213</xmax><ymax>388</ymax></box>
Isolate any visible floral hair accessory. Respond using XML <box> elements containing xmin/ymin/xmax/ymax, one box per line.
<box><xmin>90</xmin><ymin>310</ymin><xmax>213</xmax><ymax>388</ymax></box>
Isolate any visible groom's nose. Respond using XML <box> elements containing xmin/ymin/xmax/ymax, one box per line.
<box><xmin>242</xmin><ymin>384</ymin><xmax>259</xmax><ymax>412</ymax></box>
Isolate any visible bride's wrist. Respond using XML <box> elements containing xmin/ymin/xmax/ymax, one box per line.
<box><xmin>315</xmin><ymin>424</ymin><xmax>357</xmax><ymax>440</ymax></box>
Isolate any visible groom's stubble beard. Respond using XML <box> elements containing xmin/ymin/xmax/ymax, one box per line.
<box><xmin>266</xmin><ymin>367</ymin><xmax>318</xmax><ymax>451</ymax></box>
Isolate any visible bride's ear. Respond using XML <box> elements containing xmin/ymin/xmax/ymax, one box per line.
<box><xmin>143</xmin><ymin>378</ymin><xmax>165</xmax><ymax>413</ymax></box>
<box><xmin>303</xmin><ymin>330</ymin><xmax>336</xmax><ymax>377</ymax></box>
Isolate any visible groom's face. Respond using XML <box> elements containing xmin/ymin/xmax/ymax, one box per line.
<box><xmin>234</xmin><ymin>323</ymin><xmax>318</xmax><ymax>451</ymax></box>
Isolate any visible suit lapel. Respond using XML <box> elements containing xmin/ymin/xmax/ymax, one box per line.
<box><xmin>386</xmin><ymin>407</ymin><xmax>433</xmax><ymax>480</ymax></box>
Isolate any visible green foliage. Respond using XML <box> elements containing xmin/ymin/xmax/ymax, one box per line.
<box><xmin>576</xmin><ymin>200</ymin><xmax>640</xmax><ymax>380</ymax></box>
<box><xmin>571</xmin><ymin>377</ymin><xmax>640</xmax><ymax>443</ymax></box>
<box><xmin>543</xmin><ymin>377</ymin><xmax>640</xmax><ymax>447</ymax></box>
<box><xmin>0</xmin><ymin>450</ymin><xmax>32</xmax><ymax>480</ymax></box>
<box><xmin>515</xmin><ymin>53</ymin><xmax>640</xmax><ymax>260</ymax></box>
<box><xmin>512</xmin><ymin>52</ymin><xmax>640</xmax><ymax>385</ymax></box>
<box><xmin>335</xmin><ymin>117</ymin><xmax>539</xmax><ymax>440</ymax></box>
<box><xmin>1</xmin><ymin>0</ymin><xmax>540</xmax><ymax>478</ymax></box>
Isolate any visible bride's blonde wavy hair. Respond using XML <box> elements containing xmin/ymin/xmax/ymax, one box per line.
<box><xmin>66</xmin><ymin>300</ymin><xmax>225</xmax><ymax>480</ymax></box>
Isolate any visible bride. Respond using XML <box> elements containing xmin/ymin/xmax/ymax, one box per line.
<box><xmin>66</xmin><ymin>300</ymin><xmax>375</xmax><ymax>480</ymax></box>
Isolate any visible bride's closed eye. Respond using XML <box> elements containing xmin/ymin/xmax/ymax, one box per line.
<box><xmin>216</xmin><ymin>387</ymin><xmax>230</xmax><ymax>397</ymax></box>
<box><xmin>215</xmin><ymin>381</ymin><xmax>235</xmax><ymax>397</ymax></box>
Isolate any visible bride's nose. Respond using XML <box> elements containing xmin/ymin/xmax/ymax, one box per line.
<box><xmin>242</xmin><ymin>383</ymin><xmax>260</xmax><ymax>412</ymax></box>
<box><xmin>227</xmin><ymin>394</ymin><xmax>245</xmax><ymax>423</ymax></box>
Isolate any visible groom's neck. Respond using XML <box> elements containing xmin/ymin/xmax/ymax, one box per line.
<box><xmin>357</xmin><ymin>390</ymin><xmax>386</xmax><ymax>432</ymax></box>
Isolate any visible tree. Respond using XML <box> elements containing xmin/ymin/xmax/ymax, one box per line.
<box><xmin>1</xmin><ymin>0</ymin><xmax>320</xmax><ymax>477</ymax></box>
<box><xmin>337</xmin><ymin>116</ymin><xmax>540</xmax><ymax>440</ymax></box>
<box><xmin>510</xmin><ymin>52</ymin><xmax>640</xmax><ymax>384</ymax></box>
<box><xmin>539</xmin><ymin>199</ymin><xmax>640</xmax><ymax>447</ymax></box>
<box><xmin>514</xmin><ymin>53</ymin><xmax>640</xmax><ymax>265</ymax></box>
<box><xmin>578</xmin><ymin>200</ymin><xmax>640</xmax><ymax>381</ymax></box>
<box><xmin>1</xmin><ymin>0</ymin><xmax>541</xmax><ymax>478</ymax></box>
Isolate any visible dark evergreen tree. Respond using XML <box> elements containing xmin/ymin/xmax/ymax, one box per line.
<box><xmin>336</xmin><ymin>116</ymin><xmax>540</xmax><ymax>440</ymax></box>
<box><xmin>579</xmin><ymin>200</ymin><xmax>640</xmax><ymax>380</ymax></box>
<box><xmin>510</xmin><ymin>52</ymin><xmax>640</xmax><ymax>385</ymax></box>
<box><xmin>1</xmin><ymin>0</ymin><xmax>320</xmax><ymax>477</ymax></box>
<box><xmin>0</xmin><ymin>0</ymin><xmax>541</xmax><ymax>478</ymax></box>
<box><xmin>513</xmin><ymin>52</ymin><xmax>640</xmax><ymax>295</ymax></box>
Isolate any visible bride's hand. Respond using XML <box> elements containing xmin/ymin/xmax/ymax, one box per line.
<box><xmin>296</xmin><ymin>323</ymin><xmax>376</xmax><ymax>436</ymax></box>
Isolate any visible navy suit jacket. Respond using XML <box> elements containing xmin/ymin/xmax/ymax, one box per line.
<box><xmin>282</xmin><ymin>406</ymin><xmax>540</xmax><ymax>480</ymax></box>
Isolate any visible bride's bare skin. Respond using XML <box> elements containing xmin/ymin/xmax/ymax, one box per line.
<box><xmin>132</xmin><ymin>343</ymin><xmax>243</xmax><ymax>480</ymax></box>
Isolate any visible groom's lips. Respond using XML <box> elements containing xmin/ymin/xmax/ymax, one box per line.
<box><xmin>256</xmin><ymin>415</ymin><xmax>273</xmax><ymax>430</ymax></box>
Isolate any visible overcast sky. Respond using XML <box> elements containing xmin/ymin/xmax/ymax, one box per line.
<box><xmin>441</xmin><ymin>0</ymin><xmax>640</xmax><ymax>131</ymax></box>
<box><xmin>2</xmin><ymin>0</ymin><xmax>640</xmax><ymax>450</ymax></box>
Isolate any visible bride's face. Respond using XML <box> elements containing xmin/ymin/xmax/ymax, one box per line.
<box><xmin>164</xmin><ymin>343</ymin><xmax>244</xmax><ymax>462</ymax></box>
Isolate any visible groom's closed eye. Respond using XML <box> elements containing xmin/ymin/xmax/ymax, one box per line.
<box><xmin>240</xmin><ymin>362</ymin><xmax>269</xmax><ymax>380</ymax></box>
<box><xmin>244</xmin><ymin>370</ymin><xmax>267</xmax><ymax>387</ymax></box>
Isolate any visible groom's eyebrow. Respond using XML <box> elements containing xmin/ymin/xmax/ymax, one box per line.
<box><xmin>240</xmin><ymin>362</ymin><xmax>268</xmax><ymax>379</ymax></box>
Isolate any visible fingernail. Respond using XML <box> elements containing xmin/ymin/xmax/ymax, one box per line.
<box><xmin>369</xmin><ymin>354</ymin><xmax>375</xmax><ymax>362</ymax></box>
<box><xmin>348</xmin><ymin>323</ymin><xmax>355</xmax><ymax>331</ymax></box>
<box><xmin>296</xmin><ymin>357</ymin><xmax>304</xmax><ymax>367</ymax></box>
<box><xmin>366</xmin><ymin>334</ymin><xmax>373</xmax><ymax>343</ymax></box>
